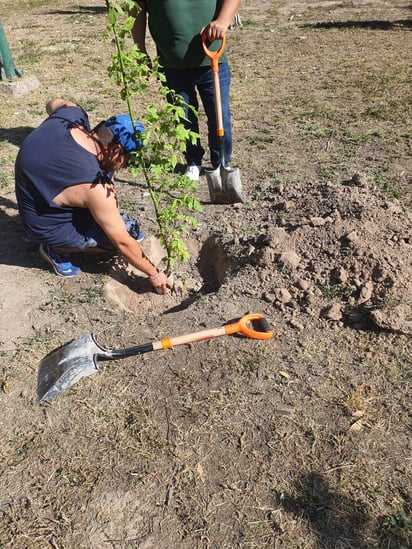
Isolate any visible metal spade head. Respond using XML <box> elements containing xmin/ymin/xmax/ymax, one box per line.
<box><xmin>205</xmin><ymin>165</ymin><xmax>245</xmax><ymax>204</ymax></box>
<box><xmin>37</xmin><ymin>334</ymin><xmax>104</xmax><ymax>404</ymax></box>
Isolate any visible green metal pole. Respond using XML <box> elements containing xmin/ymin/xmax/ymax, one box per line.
<box><xmin>0</xmin><ymin>20</ymin><xmax>21</xmax><ymax>80</ymax></box>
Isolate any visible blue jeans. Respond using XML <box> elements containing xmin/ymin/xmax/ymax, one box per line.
<box><xmin>164</xmin><ymin>62</ymin><xmax>232</xmax><ymax>168</ymax></box>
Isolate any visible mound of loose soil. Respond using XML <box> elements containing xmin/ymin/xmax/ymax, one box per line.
<box><xmin>106</xmin><ymin>170</ymin><xmax>412</xmax><ymax>339</ymax></box>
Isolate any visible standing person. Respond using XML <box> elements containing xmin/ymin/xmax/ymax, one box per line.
<box><xmin>132</xmin><ymin>0</ymin><xmax>240</xmax><ymax>181</ymax></box>
<box><xmin>15</xmin><ymin>98</ymin><xmax>173</xmax><ymax>294</ymax></box>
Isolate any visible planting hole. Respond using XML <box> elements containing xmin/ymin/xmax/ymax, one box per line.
<box><xmin>196</xmin><ymin>237</ymin><xmax>231</xmax><ymax>293</ymax></box>
<box><xmin>103</xmin><ymin>235</ymin><xmax>232</xmax><ymax>313</ymax></box>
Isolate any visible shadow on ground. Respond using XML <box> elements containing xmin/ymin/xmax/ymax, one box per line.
<box><xmin>305</xmin><ymin>19</ymin><xmax>412</xmax><ymax>30</ymax></box>
<box><xmin>0</xmin><ymin>195</ymin><xmax>41</xmax><ymax>269</ymax></box>
<box><xmin>0</xmin><ymin>126</ymin><xmax>34</xmax><ymax>147</ymax></box>
<box><xmin>47</xmin><ymin>6</ymin><xmax>107</xmax><ymax>15</ymax></box>
<box><xmin>280</xmin><ymin>472</ymin><xmax>370</xmax><ymax>548</ymax></box>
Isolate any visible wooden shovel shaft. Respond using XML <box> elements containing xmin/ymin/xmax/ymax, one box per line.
<box><xmin>202</xmin><ymin>32</ymin><xmax>226</xmax><ymax>137</ymax></box>
<box><xmin>154</xmin><ymin>314</ymin><xmax>273</xmax><ymax>350</ymax></box>
<box><xmin>155</xmin><ymin>326</ymin><xmax>227</xmax><ymax>350</ymax></box>
<box><xmin>212</xmin><ymin>70</ymin><xmax>224</xmax><ymax>136</ymax></box>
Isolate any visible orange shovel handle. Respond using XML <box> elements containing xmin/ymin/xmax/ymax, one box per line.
<box><xmin>201</xmin><ymin>32</ymin><xmax>226</xmax><ymax>73</ymax></box>
<box><xmin>224</xmin><ymin>313</ymin><xmax>273</xmax><ymax>340</ymax></box>
<box><xmin>159</xmin><ymin>313</ymin><xmax>273</xmax><ymax>349</ymax></box>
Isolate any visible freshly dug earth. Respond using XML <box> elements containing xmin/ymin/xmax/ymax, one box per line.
<box><xmin>0</xmin><ymin>1</ymin><xmax>411</xmax><ymax>548</ymax></box>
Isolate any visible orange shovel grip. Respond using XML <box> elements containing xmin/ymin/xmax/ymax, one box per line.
<box><xmin>201</xmin><ymin>32</ymin><xmax>226</xmax><ymax>73</ymax></box>
<box><xmin>224</xmin><ymin>313</ymin><xmax>273</xmax><ymax>340</ymax></box>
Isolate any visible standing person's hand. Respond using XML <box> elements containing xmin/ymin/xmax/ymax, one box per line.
<box><xmin>202</xmin><ymin>0</ymin><xmax>241</xmax><ymax>40</ymax></box>
<box><xmin>201</xmin><ymin>21</ymin><xmax>227</xmax><ymax>41</ymax></box>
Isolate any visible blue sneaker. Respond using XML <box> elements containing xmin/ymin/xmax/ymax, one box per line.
<box><xmin>136</xmin><ymin>231</ymin><xmax>144</xmax><ymax>243</ymax></box>
<box><xmin>39</xmin><ymin>245</ymin><xmax>81</xmax><ymax>278</ymax></box>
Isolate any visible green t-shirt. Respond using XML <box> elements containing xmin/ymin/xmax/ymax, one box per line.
<box><xmin>146</xmin><ymin>0</ymin><xmax>227</xmax><ymax>69</ymax></box>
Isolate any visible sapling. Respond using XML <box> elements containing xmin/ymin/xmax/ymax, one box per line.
<box><xmin>105</xmin><ymin>0</ymin><xmax>202</xmax><ymax>276</ymax></box>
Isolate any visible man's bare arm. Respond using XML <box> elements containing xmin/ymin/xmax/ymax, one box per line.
<box><xmin>131</xmin><ymin>1</ymin><xmax>148</xmax><ymax>55</ymax></box>
<box><xmin>203</xmin><ymin>0</ymin><xmax>241</xmax><ymax>40</ymax></box>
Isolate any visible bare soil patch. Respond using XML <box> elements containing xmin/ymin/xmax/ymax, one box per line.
<box><xmin>0</xmin><ymin>1</ymin><xmax>411</xmax><ymax>548</ymax></box>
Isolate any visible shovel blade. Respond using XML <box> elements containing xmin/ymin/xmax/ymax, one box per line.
<box><xmin>205</xmin><ymin>165</ymin><xmax>245</xmax><ymax>204</ymax></box>
<box><xmin>37</xmin><ymin>334</ymin><xmax>103</xmax><ymax>404</ymax></box>
<box><xmin>221</xmin><ymin>166</ymin><xmax>245</xmax><ymax>204</ymax></box>
<box><xmin>205</xmin><ymin>166</ymin><xmax>223</xmax><ymax>202</ymax></box>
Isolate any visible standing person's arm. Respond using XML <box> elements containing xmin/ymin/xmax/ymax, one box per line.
<box><xmin>203</xmin><ymin>0</ymin><xmax>241</xmax><ymax>40</ymax></box>
<box><xmin>131</xmin><ymin>1</ymin><xmax>149</xmax><ymax>56</ymax></box>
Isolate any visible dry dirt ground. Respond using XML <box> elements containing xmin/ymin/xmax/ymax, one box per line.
<box><xmin>0</xmin><ymin>1</ymin><xmax>411</xmax><ymax>548</ymax></box>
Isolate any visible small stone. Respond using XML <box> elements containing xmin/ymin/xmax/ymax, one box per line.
<box><xmin>183</xmin><ymin>277</ymin><xmax>201</xmax><ymax>292</ymax></box>
<box><xmin>0</xmin><ymin>74</ymin><xmax>40</xmax><ymax>97</ymax></box>
<box><xmin>275</xmin><ymin>201</ymin><xmax>292</xmax><ymax>211</ymax></box>
<box><xmin>263</xmin><ymin>292</ymin><xmax>276</xmax><ymax>303</ymax></box>
<box><xmin>310</xmin><ymin>216</ymin><xmax>326</xmax><ymax>227</ymax></box>
<box><xmin>358</xmin><ymin>281</ymin><xmax>373</xmax><ymax>304</ymax></box>
<box><xmin>289</xmin><ymin>319</ymin><xmax>304</xmax><ymax>330</ymax></box>
<box><xmin>296</xmin><ymin>279</ymin><xmax>310</xmax><ymax>291</ymax></box>
<box><xmin>278</xmin><ymin>251</ymin><xmax>301</xmax><ymax>269</ymax></box>
<box><xmin>304</xmin><ymin>292</ymin><xmax>317</xmax><ymax>306</ymax></box>
<box><xmin>332</xmin><ymin>267</ymin><xmax>348</xmax><ymax>284</ymax></box>
<box><xmin>267</xmin><ymin>227</ymin><xmax>287</xmax><ymax>248</ymax></box>
<box><xmin>343</xmin><ymin>230</ymin><xmax>359</xmax><ymax>244</ymax></box>
<box><xmin>274</xmin><ymin>288</ymin><xmax>292</xmax><ymax>303</ymax></box>
<box><xmin>370</xmin><ymin>306</ymin><xmax>412</xmax><ymax>336</ymax></box>
<box><xmin>322</xmin><ymin>303</ymin><xmax>343</xmax><ymax>321</ymax></box>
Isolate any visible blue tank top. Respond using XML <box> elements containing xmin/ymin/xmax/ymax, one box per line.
<box><xmin>15</xmin><ymin>106</ymin><xmax>111</xmax><ymax>247</ymax></box>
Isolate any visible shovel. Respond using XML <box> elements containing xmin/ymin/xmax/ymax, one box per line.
<box><xmin>37</xmin><ymin>313</ymin><xmax>272</xmax><ymax>404</ymax></box>
<box><xmin>201</xmin><ymin>33</ymin><xmax>245</xmax><ymax>204</ymax></box>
